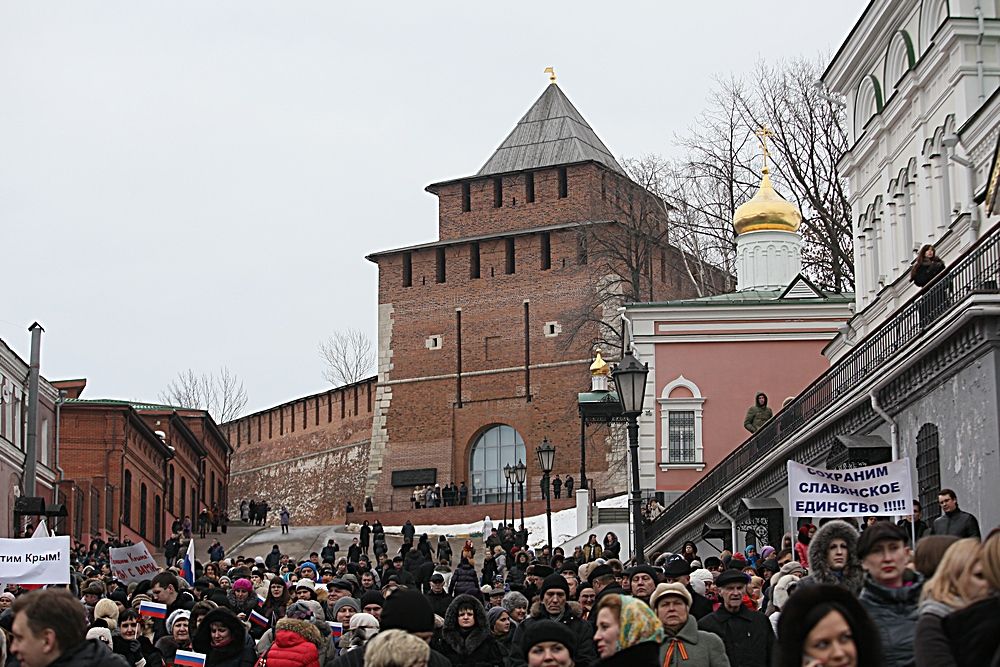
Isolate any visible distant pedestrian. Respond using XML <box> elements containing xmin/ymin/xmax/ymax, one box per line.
<box><xmin>564</xmin><ymin>475</ymin><xmax>574</xmax><ymax>495</ymax></box>
<box><xmin>552</xmin><ymin>476</ymin><xmax>562</xmax><ymax>499</ymax></box>
<box><xmin>239</xmin><ymin>500</ymin><xmax>248</xmax><ymax>522</ymax></box>
<box><xmin>932</xmin><ymin>488</ymin><xmax>981</xmax><ymax>538</ymax></box>
<box><xmin>743</xmin><ymin>392</ymin><xmax>772</xmax><ymax>433</ymax></box>
<box><xmin>279</xmin><ymin>506</ymin><xmax>290</xmax><ymax>534</ymax></box>
<box><xmin>459</xmin><ymin>482</ymin><xmax>468</xmax><ymax>505</ymax></box>
<box><xmin>360</xmin><ymin>520</ymin><xmax>371</xmax><ymax>555</ymax></box>
<box><xmin>540</xmin><ymin>477</ymin><xmax>548</xmax><ymax>500</ymax></box>
<box><xmin>365</xmin><ymin>496</ymin><xmax>374</xmax><ymax>512</ymax></box>
<box><xmin>345</xmin><ymin>500</ymin><xmax>355</xmax><ymax>525</ymax></box>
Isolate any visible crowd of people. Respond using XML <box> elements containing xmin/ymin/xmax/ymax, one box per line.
<box><xmin>1</xmin><ymin>485</ymin><xmax>997</xmax><ymax>667</ymax></box>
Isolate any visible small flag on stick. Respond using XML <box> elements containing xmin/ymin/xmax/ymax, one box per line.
<box><xmin>174</xmin><ymin>649</ymin><xmax>207</xmax><ymax>667</ymax></box>
<box><xmin>328</xmin><ymin>621</ymin><xmax>343</xmax><ymax>639</ymax></box>
<box><xmin>249</xmin><ymin>609</ymin><xmax>270</xmax><ymax>628</ymax></box>
<box><xmin>138</xmin><ymin>601</ymin><xmax>167</xmax><ymax>619</ymax></box>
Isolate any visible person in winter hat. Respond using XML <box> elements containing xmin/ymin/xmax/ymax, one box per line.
<box><xmin>794</xmin><ymin>524</ymin><xmax>815</xmax><ymax>568</ymax></box>
<box><xmin>431</xmin><ymin>594</ymin><xmax>505</xmax><ymax>666</ymax></box>
<box><xmin>774</xmin><ymin>583</ymin><xmax>883</xmax><ymax>667</ymax></box>
<box><xmin>509</xmin><ymin>574</ymin><xmax>597</xmax><ymax>667</ymax></box>
<box><xmin>192</xmin><ymin>606</ymin><xmax>257</xmax><ymax>667</ymax></box>
<box><xmin>767</xmin><ymin>571</ymin><xmax>801</xmax><ymax>634</ymax></box>
<box><xmin>592</xmin><ymin>593</ymin><xmax>664</xmax><ymax>665</ymax></box>
<box><xmin>341</xmin><ymin>612</ymin><xmax>380</xmax><ymax>655</ymax></box>
<box><xmin>650</xmin><ymin>583</ymin><xmax>728</xmax><ymax>667</ymax></box>
<box><xmin>262</xmin><ymin>614</ymin><xmax>323</xmax><ymax>667</ymax></box>
<box><xmin>857</xmin><ymin>521</ymin><xmax>924</xmax><ymax>667</ymax></box>
<box><xmin>227</xmin><ymin>577</ymin><xmax>259</xmax><ymax>616</ymax></box>
<box><xmin>743</xmin><ymin>392</ymin><xmax>772</xmax><ymax>433</ymax></box>
<box><xmin>798</xmin><ymin>519</ymin><xmax>864</xmax><ymax>595</ymax></box>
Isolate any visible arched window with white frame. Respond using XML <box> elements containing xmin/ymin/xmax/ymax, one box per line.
<box><xmin>658</xmin><ymin>375</ymin><xmax>705</xmax><ymax>470</ymax></box>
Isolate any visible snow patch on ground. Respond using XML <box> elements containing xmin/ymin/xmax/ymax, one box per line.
<box><xmin>377</xmin><ymin>493</ymin><xmax>629</xmax><ymax>550</ymax></box>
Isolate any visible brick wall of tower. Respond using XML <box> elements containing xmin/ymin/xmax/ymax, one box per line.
<box><xmin>224</xmin><ymin>379</ymin><xmax>376</xmax><ymax>525</ymax></box>
<box><xmin>435</xmin><ymin>164</ymin><xmax>621</xmax><ymax>240</ymax></box>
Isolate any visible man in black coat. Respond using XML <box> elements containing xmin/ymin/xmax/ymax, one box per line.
<box><xmin>510</xmin><ymin>574</ymin><xmax>598</xmax><ymax>667</ymax></box>
<box><xmin>424</xmin><ymin>572</ymin><xmax>454</xmax><ymax>618</ymax></box>
<box><xmin>698</xmin><ymin>569</ymin><xmax>774</xmax><ymax>667</ymax></box>
<box><xmin>932</xmin><ymin>488</ymin><xmax>981</xmax><ymax>538</ymax></box>
<box><xmin>662</xmin><ymin>556</ymin><xmax>714</xmax><ymax>619</ymax></box>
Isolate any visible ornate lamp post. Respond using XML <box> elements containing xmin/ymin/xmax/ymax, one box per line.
<box><xmin>514</xmin><ymin>460</ymin><xmax>527</xmax><ymax>532</ymax></box>
<box><xmin>611</xmin><ymin>350</ymin><xmax>650</xmax><ymax>564</ymax></box>
<box><xmin>535</xmin><ymin>438</ymin><xmax>556</xmax><ymax>548</ymax></box>
<box><xmin>503</xmin><ymin>463</ymin><xmax>512</xmax><ymax>527</ymax></box>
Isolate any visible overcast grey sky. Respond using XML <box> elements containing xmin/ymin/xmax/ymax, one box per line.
<box><xmin>1</xmin><ymin>1</ymin><xmax>867</xmax><ymax>415</ymax></box>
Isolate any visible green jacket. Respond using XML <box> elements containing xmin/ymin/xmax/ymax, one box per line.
<box><xmin>659</xmin><ymin>615</ymin><xmax>731</xmax><ymax>667</ymax></box>
<box><xmin>743</xmin><ymin>393</ymin><xmax>772</xmax><ymax>433</ymax></box>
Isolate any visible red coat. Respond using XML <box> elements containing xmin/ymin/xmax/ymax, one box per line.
<box><xmin>261</xmin><ymin>619</ymin><xmax>321</xmax><ymax>667</ymax></box>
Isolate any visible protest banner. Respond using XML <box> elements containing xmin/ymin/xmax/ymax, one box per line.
<box><xmin>109</xmin><ymin>542</ymin><xmax>160</xmax><ymax>583</ymax></box>
<box><xmin>0</xmin><ymin>536</ymin><xmax>71</xmax><ymax>584</ymax></box>
<box><xmin>787</xmin><ymin>457</ymin><xmax>914</xmax><ymax>518</ymax></box>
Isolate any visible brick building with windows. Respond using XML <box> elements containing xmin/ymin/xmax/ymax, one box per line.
<box><xmin>224</xmin><ymin>80</ymin><xmax>730</xmax><ymax>522</ymax></box>
<box><xmin>56</xmin><ymin>380</ymin><xmax>231</xmax><ymax>551</ymax></box>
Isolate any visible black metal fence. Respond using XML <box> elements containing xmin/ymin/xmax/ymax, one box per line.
<box><xmin>645</xmin><ymin>224</ymin><xmax>1000</xmax><ymax>551</ymax></box>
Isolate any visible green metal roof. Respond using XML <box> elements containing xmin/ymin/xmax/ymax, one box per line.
<box><xmin>65</xmin><ymin>398</ymin><xmax>200</xmax><ymax>412</ymax></box>
<box><xmin>628</xmin><ymin>290</ymin><xmax>855</xmax><ymax>308</ymax></box>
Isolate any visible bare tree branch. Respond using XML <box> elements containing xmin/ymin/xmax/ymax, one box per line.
<box><xmin>159</xmin><ymin>367</ymin><xmax>249</xmax><ymax>422</ymax></box>
<box><xmin>319</xmin><ymin>328</ymin><xmax>376</xmax><ymax>387</ymax></box>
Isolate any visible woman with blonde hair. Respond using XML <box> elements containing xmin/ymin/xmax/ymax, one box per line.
<box><xmin>365</xmin><ymin>629</ymin><xmax>430</xmax><ymax>667</ymax></box>
<box><xmin>914</xmin><ymin>537</ymin><xmax>988</xmax><ymax>667</ymax></box>
<box><xmin>943</xmin><ymin>529</ymin><xmax>1000</xmax><ymax>666</ymax></box>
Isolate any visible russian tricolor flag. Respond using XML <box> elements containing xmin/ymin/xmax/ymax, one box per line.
<box><xmin>328</xmin><ymin>621</ymin><xmax>343</xmax><ymax>640</ymax></box>
<box><xmin>180</xmin><ymin>537</ymin><xmax>195</xmax><ymax>586</ymax></box>
<box><xmin>249</xmin><ymin>609</ymin><xmax>270</xmax><ymax>628</ymax></box>
<box><xmin>174</xmin><ymin>649</ymin><xmax>207</xmax><ymax>667</ymax></box>
<box><xmin>258</xmin><ymin>593</ymin><xmax>267</xmax><ymax>606</ymax></box>
<box><xmin>138</xmin><ymin>601</ymin><xmax>167</xmax><ymax>619</ymax></box>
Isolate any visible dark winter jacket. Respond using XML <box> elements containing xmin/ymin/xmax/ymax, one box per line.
<box><xmin>688</xmin><ymin>587</ymin><xmax>715</xmax><ymax>620</ymax></box>
<box><xmin>51</xmin><ymin>639</ymin><xmax>132</xmax><ymax>667</ymax></box>
<box><xmin>912</xmin><ymin>256</ymin><xmax>945</xmax><ymax>287</ymax></box>
<box><xmin>401</xmin><ymin>521</ymin><xmax>416</xmax><ymax>543</ymax></box>
<box><xmin>596</xmin><ymin>640</ymin><xmax>660</xmax><ymax>667</ymax></box>
<box><xmin>266</xmin><ymin>547</ymin><xmax>282</xmax><ymax>571</ymax></box>
<box><xmin>698</xmin><ymin>604</ymin><xmax>774</xmax><ymax>667</ymax></box>
<box><xmin>798</xmin><ymin>520</ymin><xmax>864</xmax><ymax>595</ymax></box>
<box><xmin>431</xmin><ymin>595</ymin><xmax>505</xmax><ymax>667</ymax></box>
<box><xmin>193</xmin><ymin>607</ymin><xmax>258</xmax><ymax>667</ymax></box>
<box><xmin>743</xmin><ymin>392</ymin><xmax>772</xmax><ymax>433</ymax></box>
<box><xmin>858</xmin><ymin>572</ymin><xmax>923</xmax><ymax>667</ymax></box>
<box><xmin>510</xmin><ymin>601</ymin><xmax>598</xmax><ymax>667</ymax></box>
<box><xmin>942</xmin><ymin>594</ymin><xmax>1000</xmax><ymax>667</ymax></box>
<box><xmin>112</xmin><ymin>634</ymin><xmax>163</xmax><ymax>667</ymax></box>
<box><xmin>931</xmin><ymin>509</ymin><xmax>981</xmax><ymax>539</ymax></box>
<box><xmin>263</xmin><ymin>618</ymin><xmax>322</xmax><ymax>667</ymax></box>
<box><xmin>914</xmin><ymin>599</ymin><xmax>957</xmax><ymax>667</ymax></box>
<box><xmin>425</xmin><ymin>589</ymin><xmax>455</xmax><ymax>618</ymax></box>
<box><xmin>448</xmin><ymin>561</ymin><xmax>482</xmax><ymax>598</ymax></box>
<box><xmin>437</xmin><ymin>537</ymin><xmax>453</xmax><ymax>563</ymax></box>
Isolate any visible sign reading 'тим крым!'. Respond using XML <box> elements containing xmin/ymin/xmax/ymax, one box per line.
<box><xmin>787</xmin><ymin>458</ymin><xmax>913</xmax><ymax>517</ymax></box>
<box><xmin>0</xmin><ymin>536</ymin><xmax>71</xmax><ymax>584</ymax></box>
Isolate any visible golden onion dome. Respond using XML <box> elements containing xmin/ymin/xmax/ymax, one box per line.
<box><xmin>733</xmin><ymin>168</ymin><xmax>802</xmax><ymax>235</ymax></box>
<box><xmin>590</xmin><ymin>349</ymin><xmax>610</xmax><ymax>376</ymax></box>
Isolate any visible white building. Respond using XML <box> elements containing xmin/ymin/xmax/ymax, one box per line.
<box><xmin>826</xmin><ymin>0</ymin><xmax>1000</xmax><ymax>357</ymax></box>
<box><xmin>644</xmin><ymin>0</ymin><xmax>1000</xmax><ymax>555</ymax></box>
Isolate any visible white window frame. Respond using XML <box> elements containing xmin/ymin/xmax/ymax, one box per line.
<box><xmin>658</xmin><ymin>375</ymin><xmax>705</xmax><ymax>471</ymax></box>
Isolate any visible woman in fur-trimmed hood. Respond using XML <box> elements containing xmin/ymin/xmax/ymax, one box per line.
<box><xmin>798</xmin><ymin>519</ymin><xmax>864</xmax><ymax>595</ymax></box>
<box><xmin>261</xmin><ymin>617</ymin><xmax>323</xmax><ymax>667</ymax></box>
<box><xmin>430</xmin><ymin>594</ymin><xmax>505</xmax><ymax>667</ymax></box>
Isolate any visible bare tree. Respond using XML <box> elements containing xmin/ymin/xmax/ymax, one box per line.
<box><xmin>664</xmin><ymin>58</ymin><xmax>853</xmax><ymax>292</ymax></box>
<box><xmin>159</xmin><ymin>367</ymin><xmax>249</xmax><ymax>422</ymax></box>
<box><xmin>319</xmin><ymin>328</ymin><xmax>376</xmax><ymax>386</ymax></box>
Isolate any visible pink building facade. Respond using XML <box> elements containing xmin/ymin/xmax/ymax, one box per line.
<box><xmin>628</xmin><ymin>279</ymin><xmax>854</xmax><ymax>501</ymax></box>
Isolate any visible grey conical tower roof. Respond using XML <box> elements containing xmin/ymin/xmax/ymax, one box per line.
<box><xmin>476</xmin><ymin>83</ymin><xmax>625</xmax><ymax>177</ymax></box>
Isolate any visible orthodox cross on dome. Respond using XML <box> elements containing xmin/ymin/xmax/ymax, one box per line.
<box><xmin>544</xmin><ymin>67</ymin><xmax>556</xmax><ymax>84</ymax></box>
<box><xmin>755</xmin><ymin>126</ymin><xmax>775</xmax><ymax>173</ymax></box>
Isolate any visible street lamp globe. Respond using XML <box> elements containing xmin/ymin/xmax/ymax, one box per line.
<box><xmin>536</xmin><ymin>437</ymin><xmax>556</xmax><ymax>474</ymax></box>
<box><xmin>514</xmin><ymin>460</ymin><xmax>527</xmax><ymax>484</ymax></box>
<box><xmin>611</xmin><ymin>351</ymin><xmax>649</xmax><ymax>416</ymax></box>
<box><xmin>504</xmin><ymin>463</ymin><xmax>513</xmax><ymax>483</ymax></box>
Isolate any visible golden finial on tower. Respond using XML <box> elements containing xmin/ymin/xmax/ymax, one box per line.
<box><xmin>755</xmin><ymin>126</ymin><xmax>775</xmax><ymax>173</ymax></box>
<box><xmin>544</xmin><ymin>67</ymin><xmax>557</xmax><ymax>84</ymax></box>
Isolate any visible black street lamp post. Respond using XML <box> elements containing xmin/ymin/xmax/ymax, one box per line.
<box><xmin>514</xmin><ymin>460</ymin><xmax>527</xmax><ymax>532</ymax></box>
<box><xmin>535</xmin><ymin>438</ymin><xmax>556</xmax><ymax>548</ymax></box>
<box><xmin>611</xmin><ymin>350</ymin><xmax>650</xmax><ymax>564</ymax></box>
<box><xmin>503</xmin><ymin>463</ymin><xmax>512</xmax><ymax>527</ymax></box>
